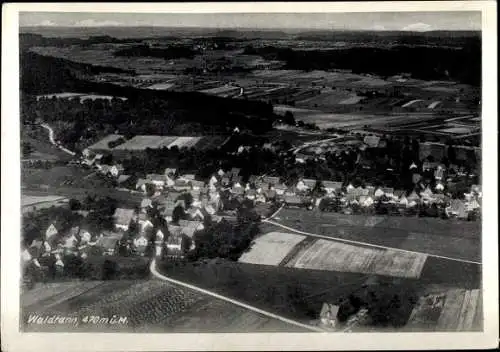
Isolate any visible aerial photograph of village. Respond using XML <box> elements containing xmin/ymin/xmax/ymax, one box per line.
<box><xmin>19</xmin><ymin>11</ymin><xmax>482</xmax><ymax>333</ymax></box>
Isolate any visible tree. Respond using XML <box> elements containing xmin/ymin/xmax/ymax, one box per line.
<box><xmin>172</xmin><ymin>205</ymin><xmax>187</xmax><ymax>224</ymax></box>
<box><xmin>283</xmin><ymin>111</ymin><xmax>295</xmax><ymax>126</ymax></box>
<box><xmin>311</xmin><ymin>181</ymin><xmax>326</xmax><ymax>198</ymax></box>
<box><xmin>69</xmin><ymin>198</ymin><xmax>81</xmax><ymax>211</ymax></box>
<box><xmin>22</xmin><ymin>142</ymin><xmax>34</xmax><ymax>158</ymax></box>
<box><xmin>176</xmin><ymin>192</ymin><xmax>193</xmax><ymax>209</ymax></box>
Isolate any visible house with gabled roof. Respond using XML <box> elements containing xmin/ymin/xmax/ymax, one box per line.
<box><xmin>97</xmin><ymin>236</ymin><xmax>120</xmax><ymax>256</ymax></box>
<box><xmin>188</xmin><ymin>208</ymin><xmax>205</xmax><ymax>221</ymax></box>
<box><xmin>322</xmin><ymin>181</ymin><xmax>343</xmax><ymax>194</ymax></box>
<box><xmin>133</xmin><ymin>233</ymin><xmax>149</xmax><ymax>256</ymax></box>
<box><xmin>446</xmin><ymin>199</ymin><xmax>468</xmax><ymax>219</ymax></box>
<box><xmin>136</xmin><ymin>178</ymin><xmax>148</xmax><ymax>192</ymax></box>
<box><xmin>296</xmin><ymin>178</ymin><xmax>316</xmax><ymax>192</ymax></box>
<box><xmin>113</xmin><ymin>208</ymin><xmax>136</xmax><ymax>231</ymax></box>
<box><xmin>173</xmin><ymin>178</ymin><xmax>191</xmax><ymax>192</ymax></box>
<box><xmin>263</xmin><ymin>176</ymin><xmax>280</xmax><ymax>185</ymax></box>
<box><xmin>146</xmin><ymin>174</ymin><xmax>166</xmax><ymax>188</ymax></box>
<box><xmin>180</xmin><ymin>174</ymin><xmax>196</xmax><ymax>181</ymax></box>
<box><xmin>164</xmin><ymin>168</ymin><xmax>177</xmax><ymax>178</ymax></box>
<box><xmin>140</xmin><ymin>198</ymin><xmax>153</xmax><ymax>212</ymax></box>
<box><xmin>165</xmin><ymin>234</ymin><xmax>183</xmax><ymax>256</ymax></box>
<box><xmin>373</xmin><ymin>187</ymin><xmax>385</xmax><ymax>198</ymax></box>
<box><xmin>381</xmin><ymin>187</ymin><xmax>394</xmax><ymax>198</ymax></box>
<box><xmin>45</xmin><ymin>223</ymin><xmax>58</xmax><ymax>240</ymax></box>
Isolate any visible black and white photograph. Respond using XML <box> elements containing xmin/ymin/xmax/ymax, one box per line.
<box><xmin>2</xmin><ymin>2</ymin><xmax>498</xmax><ymax>351</ymax></box>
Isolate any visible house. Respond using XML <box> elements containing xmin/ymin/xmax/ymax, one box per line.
<box><xmin>296</xmin><ymin>178</ymin><xmax>316</xmax><ymax>192</ymax></box>
<box><xmin>446</xmin><ymin>199</ymin><xmax>468</xmax><ymax>219</ymax></box>
<box><xmin>270</xmin><ymin>183</ymin><xmax>287</xmax><ymax>196</ymax></box>
<box><xmin>109</xmin><ymin>164</ymin><xmax>124</xmax><ymax>177</ymax></box>
<box><xmin>79</xmin><ymin>230</ymin><xmax>92</xmax><ymax>244</ymax></box>
<box><xmin>230</xmin><ymin>184</ymin><xmax>245</xmax><ymax>196</ymax></box>
<box><xmin>173</xmin><ymin>179</ymin><xmax>191</xmax><ymax>192</ymax></box>
<box><xmin>420</xmin><ymin>186</ymin><xmax>434</xmax><ymax>199</ymax></box>
<box><xmin>374</xmin><ymin>188</ymin><xmax>385</xmax><ymax>198</ymax></box>
<box><xmin>435</xmin><ymin>182</ymin><xmax>445</xmax><ymax>192</ymax></box>
<box><xmin>191</xmin><ymin>180</ymin><xmax>205</xmax><ymax>191</ymax></box>
<box><xmin>322</xmin><ymin>181</ymin><xmax>343</xmax><ymax>195</ymax></box>
<box><xmin>359</xmin><ymin>195</ymin><xmax>374</xmax><ymax>207</ymax></box>
<box><xmin>422</xmin><ymin>161</ymin><xmax>439</xmax><ymax>171</ymax></box>
<box><xmin>137</xmin><ymin>214</ymin><xmax>154</xmax><ymax>233</ymax></box>
<box><xmin>381</xmin><ymin>187</ymin><xmax>394</xmax><ymax>198</ymax></box>
<box><xmin>179</xmin><ymin>220</ymin><xmax>204</xmax><ymax>238</ymax></box>
<box><xmin>133</xmin><ymin>234</ymin><xmax>149</xmax><ymax>256</ymax></box>
<box><xmin>188</xmin><ymin>208</ymin><xmax>205</xmax><ymax>221</ymax></box>
<box><xmin>180</xmin><ymin>174</ymin><xmax>196</xmax><ymax>181</ymax></box>
<box><xmin>230</xmin><ymin>168</ymin><xmax>241</xmax><ymax>178</ymax></box>
<box><xmin>96</xmin><ymin>236</ymin><xmax>120</xmax><ymax>256</ymax></box>
<box><xmin>363</xmin><ymin>135</ymin><xmax>381</xmax><ymax>148</ymax></box>
<box><xmin>319</xmin><ymin>303</ymin><xmax>340</xmax><ymax>329</ymax></box>
<box><xmin>263</xmin><ymin>176</ymin><xmax>280</xmax><ymax>186</ymax></box>
<box><xmin>398</xmin><ymin>195</ymin><xmax>409</xmax><ymax>207</ymax></box>
<box><xmin>165</xmin><ymin>234</ymin><xmax>183</xmax><ymax>256</ymax></box>
<box><xmin>232</xmin><ymin>175</ymin><xmax>243</xmax><ymax>185</ymax></box>
<box><xmin>45</xmin><ymin>223</ymin><xmax>58</xmax><ymax>239</ymax></box>
<box><xmin>164</xmin><ymin>168</ymin><xmax>177</xmax><ymax>178</ymax></box>
<box><xmin>245</xmin><ymin>189</ymin><xmax>257</xmax><ymax>200</ymax></box>
<box><xmin>113</xmin><ymin>208</ymin><xmax>136</xmax><ymax>231</ymax></box>
<box><xmin>217</xmin><ymin>169</ymin><xmax>225</xmax><ymax>177</ymax></box>
<box><xmin>141</xmin><ymin>198</ymin><xmax>153</xmax><ymax>212</ymax></box>
<box><xmin>284</xmin><ymin>195</ymin><xmax>306</xmax><ymax>208</ymax></box>
<box><xmin>146</xmin><ymin>174</ymin><xmax>166</xmax><ymax>188</ymax></box>
<box><xmin>409</xmin><ymin>162</ymin><xmax>418</xmax><ymax>170</ymax></box>
<box><xmin>466</xmin><ymin>199</ymin><xmax>480</xmax><ymax>211</ymax></box>
<box><xmin>263</xmin><ymin>189</ymin><xmax>277</xmax><ymax>202</ymax></box>
<box><xmin>434</xmin><ymin>165</ymin><xmax>445</xmax><ymax>180</ymax></box>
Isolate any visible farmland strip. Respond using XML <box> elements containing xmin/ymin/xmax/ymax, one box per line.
<box><xmin>264</xmin><ymin>219</ymin><xmax>481</xmax><ymax>265</ymax></box>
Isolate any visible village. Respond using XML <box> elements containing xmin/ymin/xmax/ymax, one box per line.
<box><xmin>22</xmin><ymin>131</ymin><xmax>482</xmax><ymax>282</ymax></box>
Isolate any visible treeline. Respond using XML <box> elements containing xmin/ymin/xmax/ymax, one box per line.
<box><xmin>294</xmin><ymin>30</ymin><xmax>481</xmax><ymax>47</ymax></box>
<box><xmin>20</xmin><ymin>51</ymin><xmax>134</xmax><ymax>93</ymax></box>
<box><xmin>19</xmin><ymin>33</ymin><xmax>141</xmax><ymax>51</ymax></box>
<box><xmin>244</xmin><ymin>40</ymin><xmax>481</xmax><ymax>86</ymax></box>
<box><xmin>114</xmin><ymin>44</ymin><xmax>197</xmax><ymax>59</ymax></box>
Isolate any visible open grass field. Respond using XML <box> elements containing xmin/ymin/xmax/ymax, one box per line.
<box><xmin>272</xmin><ymin>209</ymin><xmax>481</xmax><ymax>262</ymax></box>
<box><xmin>239</xmin><ymin>232</ymin><xmax>306</xmax><ymax>266</ymax></box>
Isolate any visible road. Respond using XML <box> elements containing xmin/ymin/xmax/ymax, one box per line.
<box><xmin>263</xmin><ymin>207</ymin><xmax>481</xmax><ymax>265</ymax></box>
<box><xmin>149</xmin><ymin>258</ymin><xmax>324</xmax><ymax>332</ymax></box>
<box><xmin>39</xmin><ymin>123</ymin><xmax>76</xmax><ymax>156</ymax></box>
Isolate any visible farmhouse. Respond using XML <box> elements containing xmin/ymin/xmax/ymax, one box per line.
<box><xmin>322</xmin><ymin>181</ymin><xmax>343</xmax><ymax>194</ymax></box>
<box><xmin>96</xmin><ymin>236</ymin><xmax>120</xmax><ymax>256</ymax></box>
<box><xmin>113</xmin><ymin>208</ymin><xmax>135</xmax><ymax>231</ymax></box>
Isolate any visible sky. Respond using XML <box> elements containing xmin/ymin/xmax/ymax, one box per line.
<box><xmin>19</xmin><ymin>12</ymin><xmax>481</xmax><ymax>31</ymax></box>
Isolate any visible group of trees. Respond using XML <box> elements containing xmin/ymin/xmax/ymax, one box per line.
<box><xmin>244</xmin><ymin>38</ymin><xmax>481</xmax><ymax>86</ymax></box>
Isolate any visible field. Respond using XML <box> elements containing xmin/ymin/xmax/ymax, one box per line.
<box><xmin>21</xmin><ymin>279</ymin><xmax>303</xmax><ymax>332</ymax></box>
<box><xmin>271</xmin><ymin>209</ymin><xmax>481</xmax><ymax>262</ymax></box>
<box><xmin>88</xmin><ymin>134</ymin><xmax>228</xmax><ymax>153</ymax></box>
<box><xmin>86</xmin><ymin>134</ymin><xmax>124</xmax><ymax>151</ymax></box>
<box><xmin>239</xmin><ymin>232</ymin><xmax>306</xmax><ymax>265</ymax></box>
<box><xmin>406</xmin><ymin>289</ymin><xmax>482</xmax><ymax>331</ymax></box>
<box><xmin>158</xmin><ymin>258</ymin><xmax>481</xmax><ymax>331</ymax></box>
<box><xmin>286</xmin><ymin>239</ymin><xmax>428</xmax><ymax>279</ymax></box>
<box><xmin>22</xmin><ymin>195</ymin><xmax>68</xmax><ymax>207</ymax></box>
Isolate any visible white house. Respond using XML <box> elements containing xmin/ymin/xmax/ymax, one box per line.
<box><xmin>113</xmin><ymin>208</ymin><xmax>136</xmax><ymax>231</ymax></box>
<box><xmin>45</xmin><ymin>224</ymin><xmax>58</xmax><ymax>239</ymax></box>
<box><xmin>374</xmin><ymin>188</ymin><xmax>385</xmax><ymax>198</ymax></box>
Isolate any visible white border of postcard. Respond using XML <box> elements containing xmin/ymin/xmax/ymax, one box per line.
<box><xmin>2</xmin><ymin>2</ymin><xmax>498</xmax><ymax>351</ymax></box>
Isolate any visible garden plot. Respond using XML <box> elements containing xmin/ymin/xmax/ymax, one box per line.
<box><xmin>22</xmin><ymin>195</ymin><xmax>67</xmax><ymax>207</ymax></box>
<box><xmin>239</xmin><ymin>232</ymin><xmax>306</xmax><ymax>266</ymax></box>
<box><xmin>87</xmin><ymin>134</ymin><xmax>124</xmax><ymax>151</ymax></box>
<box><xmin>167</xmin><ymin>137</ymin><xmax>202</xmax><ymax>149</ymax></box>
<box><xmin>286</xmin><ymin>239</ymin><xmax>428</xmax><ymax>279</ymax></box>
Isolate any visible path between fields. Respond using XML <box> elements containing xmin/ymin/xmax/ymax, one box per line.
<box><xmin>39</xmin><ymin>123</ymin><xmax>76</xmax><ymax>156</ymax></box>
<box><xmin>291</xmin><ymin>136</ymin><xmax>343</xmax><ymax>154</ymax></box>
<box><xmin>149</xmin><ymin>259</ymin><xmax>325</xmax><ymax>332</ymax></box>
<box><xmin>262</xmin><ymin>219</ymin><xmax>481</xmax><ymax>266</ymax></box>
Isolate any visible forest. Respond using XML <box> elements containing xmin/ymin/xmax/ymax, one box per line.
<box><xmin>244</xmin><ymin>38</ymin><xmax>481</xmax><ymax>86</ymax></box>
